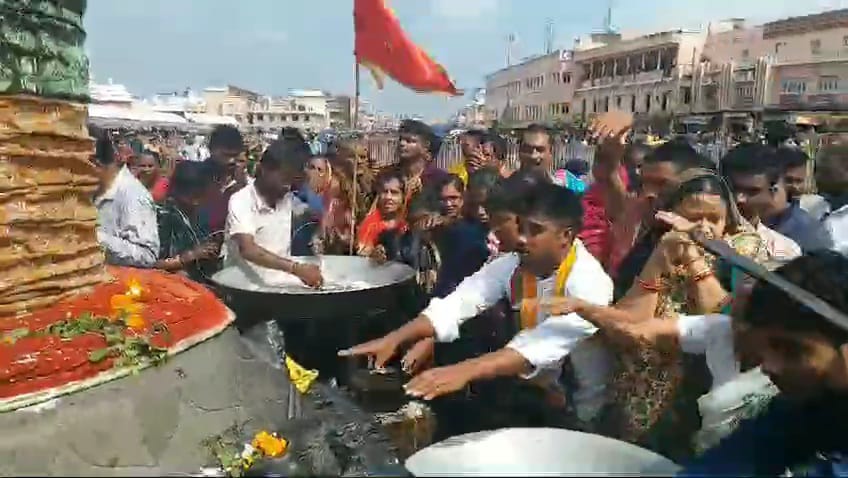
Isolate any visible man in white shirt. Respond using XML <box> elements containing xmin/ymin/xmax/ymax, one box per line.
<box><xmin>90</xmin><ymin>126</ymin><xmax>159</xmax><ymax>267</ymax></box>
<box><xmin>816</xmin><ymin>144</ymin><xmax>848</xmax><ymax>255</ymax></box>
<box><xmin>340</xmin><ymin>183</ymin><xmax>614</xmax><ymax>427</ymax></box>
<box><xmin>224</xmin><ymin>138</ymin><xmax>323</xmax><ymax>287</ymax></box>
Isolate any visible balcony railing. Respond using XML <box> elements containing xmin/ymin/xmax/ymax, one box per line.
<box><xmin>778</xmin><ymin>93</ymin><xmax>848</xmax><ymax>109</ymax></box>
<box><xmin>773</xmin><ymin>48</ymin><xmax>848</xmax><ymax>65</ymax></box>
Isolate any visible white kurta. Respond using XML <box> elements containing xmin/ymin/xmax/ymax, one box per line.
<box><xmin>422</xmin><ymin>240</ymin><xmax>614</xmax><ymax>423</ymax></box>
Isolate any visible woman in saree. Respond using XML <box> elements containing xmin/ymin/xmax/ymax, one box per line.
<box><xmin>333</xmin><ymin>139</ymin><xmax>375</xmax><ymax>223</ymax></box>
<box><xmin>154</xmin><ymin>161</ymin><xmax>221</xmax><ymax>282</ymax></box>
<box><xmin>356</xmin><ymin>170</ymin><xmax>408</xmax><ymax>257</ymax></box>
<box><xmin>312</xmin><ymin>163</ymin><xmax>355</xmax><ymax>255</ymax></box>
<box><xmin>533</xmin><ymin>169</ymin><xmax>768</xmax><ymax>461</ymax></box>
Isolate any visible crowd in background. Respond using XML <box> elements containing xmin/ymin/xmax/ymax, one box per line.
<box><xmin>86</xmin><ymin>112</ymin><xmax>848</xmax><ymax>476</ymax></box>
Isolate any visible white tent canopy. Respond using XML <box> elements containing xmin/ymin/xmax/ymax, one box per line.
<box><xmin>88</xmin><ymin>103</ymin><xmax>188</xmax><ymax>125</ymax></box>
<box><xmin>185</xmin><ymin>113</ymin><xmax>239</xmax><ymax>126</ymax></box>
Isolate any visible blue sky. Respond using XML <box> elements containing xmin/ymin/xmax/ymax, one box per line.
<box><xmin>85</xmin><ymin>0</ymin><xmax>843</xmax><ymax>120</ymax></box>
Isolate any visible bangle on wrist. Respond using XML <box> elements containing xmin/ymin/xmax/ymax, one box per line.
<box><xmin>690</xmin><ymin>268</ymin><xmax>714</xmax><ymax>283</ymax></box>
<box><xmin>638</xmin><ymin>277</ymin><xmax>667</xmax><ymax>293</ymax></box>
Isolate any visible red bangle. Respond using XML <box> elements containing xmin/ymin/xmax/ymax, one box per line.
<box><xmin>638</xmin><ymin>278</ymin><xmax>666</xmax><ymax>292</ymax></box>
<box><xmin>690</xmin><ymin>268</ymin><xmax>714</xmax><ymax>282</ymax></box>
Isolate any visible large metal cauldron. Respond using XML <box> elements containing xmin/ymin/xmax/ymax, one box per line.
<box><xmin>404</xmin><ymin>428</ymin><xmax>681</xmax><ymax>477</ymax></box>
<box><xmin>210</xmin><ymin>256</ymin><xmax>417</xmax><ymax>322</ymax></box>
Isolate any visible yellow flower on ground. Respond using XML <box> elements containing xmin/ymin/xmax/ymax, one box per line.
<box><xmin>110</xmin><ymin>294</ymin><xmax>142</xmax><ymax>314</ymax></box>
<box><xmin>125</xmin><ymin>278</ymin><xmax>147</xmax><ymax>301</ymax></box>
<box><xmin>125</xmin><ymin>313</ymin><xmax>146</xmax><ymax>330</ymax></box>
<box><xmin>251</xmin><ymin>431</ymin><xmax>288</xmax><ymax>458</ymax></box>
<box><xmin>285</xmin><ymin>355</ymin><xmax>319</xmax><ymax>393</ymax></box>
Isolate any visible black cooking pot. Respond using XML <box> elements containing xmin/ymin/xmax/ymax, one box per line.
<box><xmin>209</xmin><ymin>256</ymin><xmax>417</xmax><ymax>324</ymax></box>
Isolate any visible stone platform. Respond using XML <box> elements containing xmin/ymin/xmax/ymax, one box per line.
<box><xmin>0</xmin><ymin>326</ymin><xmax>405</xmax><ymax>476</ymax></box>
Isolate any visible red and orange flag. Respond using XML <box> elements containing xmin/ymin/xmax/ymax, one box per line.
<box><xmin>354</xmin><ymin>0</ymin><xmax>462</xmax><ymax>96</ymax></box>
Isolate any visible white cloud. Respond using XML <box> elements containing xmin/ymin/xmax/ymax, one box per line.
<box><xmin>430</xmin><ymin>0</ymin><xmax>500</xmax><ymax>20</ymax></box>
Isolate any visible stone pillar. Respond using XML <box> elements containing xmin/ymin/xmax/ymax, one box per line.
<box><xmin>0</xmin><ymin>0</ymin><xmax>107</xmax><ymax>317</ymax></box>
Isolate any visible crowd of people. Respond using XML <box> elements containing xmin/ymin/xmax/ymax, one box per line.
<box><xmin>88</xmin><ymin>110</ymin><xmax>848</xmax><ymax>475</ymax></box>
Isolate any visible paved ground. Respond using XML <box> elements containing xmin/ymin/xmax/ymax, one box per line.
<box><xmin>0</xmin><ymin>326</ymin><xmax>404</xmax><ymax>476</ymax></box>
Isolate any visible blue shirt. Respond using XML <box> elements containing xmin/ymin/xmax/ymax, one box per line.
<box><xmin>680</xmin><ymin>392</ymin><xmax>848</xmax><ymax>477</ymax></box>
<box><xmin>765</xmin><ymin>202</ymin><xmax>833</xmax><ymax>252</ymax></box>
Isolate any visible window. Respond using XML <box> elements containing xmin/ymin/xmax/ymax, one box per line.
<box><xmin>645</xmin><ymin>94</ymin><xmax>652</xmax><ymax>112</ymax></box>
<box><xmin>564</xmin><ymin>72</ymin><xmax>572</xmax><ymax>84</ymax></box>
<box><xmin>811</xmin><ymin>39</ymin><xmax>822</xmax><ymax>55</ymax></box>
<box><xmin>781</xmin><ymin>79</ymin><xmax>807</xmax><ymax>94</ymax></box>
<box><xmin>741</xmin><ymin>49</ymin><xmax>749</xmax><ymax>59</ymax></box>
<box><xmin>844</xmin><ymin>35</ymin><xmax>848</xmax><ymax>47</ymax></box>
<box><xmin>775</xmin><ymin>42</ymin><xmax>785</xmax><ymax>54</ymax></box>
<box><xmin>819</xmin><ymin>76</ymin><xmax>839</xmax><ymax>92</ymax></box>
<box><xmin>616</xmin><ymin>96</ymin><xmax>623</xmax><ymax>108</ymax></box>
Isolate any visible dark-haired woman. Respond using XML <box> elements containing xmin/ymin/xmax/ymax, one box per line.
<box><xmin>356</xmin><ymin>171</ymin><xmax>408</xmax><ymax>257</ymax></box>
<box><xmin>540</xmin><ymin>169</ymin><xmax>768</xmax><ymax>461</ymax></box>
<box><xmin>129</xmin><ymin>150</ymin><xmax>169</xmax><ymax>202</ymax></box>
<box><xmin>154</xmin><ymin>161</ymin><xmax>220</xmax><ymax>282</ymax></box>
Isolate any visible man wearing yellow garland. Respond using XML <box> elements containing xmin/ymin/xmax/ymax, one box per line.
<box><xmin>341</xmin><ymin>183</ymin><xmax>614</xmax><ymax>432</ymax></box>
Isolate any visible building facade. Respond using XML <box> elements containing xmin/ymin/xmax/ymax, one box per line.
<box><xmin>202</xmin><ymin>86</ymin><xmax>330</xmax><ymax>131</ymax></box>
<box><xmin>572</xmin><ymin>30</ymin><xmax>707</xmax><ymax>126</ymax></box>
<box><xmin>684</xmin><ymin>9</ymin><xmax>848</xmax><ymax>127</ymax></box>
<box><xmin>484</xmin><ymin>49</ymin><xmax>577</xmax><ymax>127</ymax></box>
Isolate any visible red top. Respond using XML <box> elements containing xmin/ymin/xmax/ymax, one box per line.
<box><xmin>150</xmin><ymin>177</ymin><xmax>170</xmax><ymax>203</ymax></box>
<box><xmin>356</xmin><ymin>208</ymin><xmax>407</xmax><ymax>249</ymax></box>
<box><xmin>578</xmin><ymin>166</ymin><xmax>629</xmax><ymax>271</ymax></box>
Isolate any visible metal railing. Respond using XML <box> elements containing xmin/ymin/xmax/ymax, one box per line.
<box><xmin>365</xmin><ymin>135</ymin><xmax>598</xmax><ymax>172</ymax></box>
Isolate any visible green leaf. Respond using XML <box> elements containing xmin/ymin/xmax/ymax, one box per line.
<box><xmin>88</xmin><ymin>348</ymin><xmax>110</xmax><ymax>363</ymax></box>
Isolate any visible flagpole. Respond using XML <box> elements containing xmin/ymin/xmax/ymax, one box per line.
<box><xmin>349</xmin><ymin>57</ymin><xmax>360</xmax><ymax>256</ymax></box>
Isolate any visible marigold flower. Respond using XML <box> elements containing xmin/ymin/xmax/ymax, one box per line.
<box><xmin>125</xmin><ymin>314</ymin><xmax>146</xmax><ymax>330</ymax></box>
<box><xmin>125</xmin><ymin>278</ymin><xmax>147</xmax><ymax>301</ymax></box>
<box><xmin>251</xmin><ymin>431</ymin><xmax>288</xmax><ymax>458</ymax></box>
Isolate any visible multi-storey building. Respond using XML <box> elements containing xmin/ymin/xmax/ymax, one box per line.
<box><xmin>202</xmin><ymin>86</ymin><xmax>330</xmax><ymax>131</ymax></box>
<box><xmin>328</xmin><ymin>95</ymin><xmax>354</xmax><ymax>129</ymax></box>
<box><xmin>571</xmin><ymin>29</ymin><xmax>707</xmax><ymax>127</ymax></box>
<box><xmin>484</xmin><ymin>49</ymin><xmax>578</xmax><ymax>127</ymax></box>
<box><xmin>685</xmin><ymin>9</ymin><xmax>848</xmax><ymax>129</ymax></box>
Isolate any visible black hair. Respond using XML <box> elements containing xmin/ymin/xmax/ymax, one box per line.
<box><xmin>744</xmin><ymin>250</ymin><xmax>848</xmax><ymax>345</ymax></box>
<box><xmin>522</xmin><ymin>123</ymin><xmax>553</xmax><ymax>147</ymax></box>
<box><xmin>260</xmin><ymin>136</ymin><xmax>312</xmax><ymax>172</ymax></box>
<box><xmin>615</xmin><ymin>173</ymin><xmax>736</xmax><ymax>300</ymax></box>
<box><xmin>89</xmin><ymin>124</ymin><xmax>116</xmax><ymax>166</ymax></box>
<box><xmin>408</xmin><ymin>191</ymin><xmax>439</xmax><ymax>217</ymax></box>
<box><xmin>202</xmin><ymin>159</ymin><xmax>229</xmax><ymax>184</ymax></box>
<box><xmin>467</xmin><ymin>167</ymin><xmax>501</xmax><ymax>193</ymax></box>
<box><xmin>776</xmin><ymin>146</ymin><xmax>808</xmax><ymax>170</ymax></box>
<box><xmin>132</xmin><ymin>149</ymin><xmax>161</xmax><ymax>165</ymax></box>
<box><xmin>461</xmin><ymin>129</ymin><xmax>486</xmax><ymax>142</ymax></box>
<box><xmin>720</xmin><ymin>143</ymin><xmax>782</xmax><ymax>184</ymax></box>
<box><xmin>625</xmin><ymin>141</ymin><xmax>653</xmax><ymax>164</ymax></box>
<box><xmin>280</xmin><ymin>126</ymin><xmax>307</xmax><ymax>143</ymax></box>
<box><xmin>483</xmin><ymin>131</ymin><xmax>508</xmax><ymax>161</ymax></box>
<box><xmin>645</xmin><ymin>139</ymin><xmax>712</xmax><ymax>172</ymax></box>
<box><xmin>525</xmin><ymin>182</ymin><xmax>584</xmax><ymax>231</ymax></box>
<box><xmin>436</xmin><ymin>173</ymin><xmax>466</xmax><ymax>195</ymax></box>
<box><xmin>504</xmin><ymin>166</ymin><xmax>552</xmax><ymax>190</ymax></box>
<box><xmin>485</xmin><ymin>183</ymin><xmax>517</xmax><ymax>216</ymax></box>
<box><xmin>815</xmin><ymin>143</ymin><xmax>848</xmax><ymax>195</ymax></box>
<box><xmin>169</xmin><ymin>161</ymin><xmax>210</xmax><ymax>198</ymax></box>
<box><xmin>564</xmin><ymin>159</ymin><xmax>590</xmax><ymax>177</ymax></box>
<box><xmin>209</xmin><ymin>125</ymin><xmax>244</xmax><ymax>151</ymax></box>
<box><xmin>374</xmin><ymin>168</ymin><xmax>405</xmax><ymax>192</ymax></box>
<box><xmin>399</xmin><ymin>119</ymin><xmax>440</xmax><ymax>158</ymax></box>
